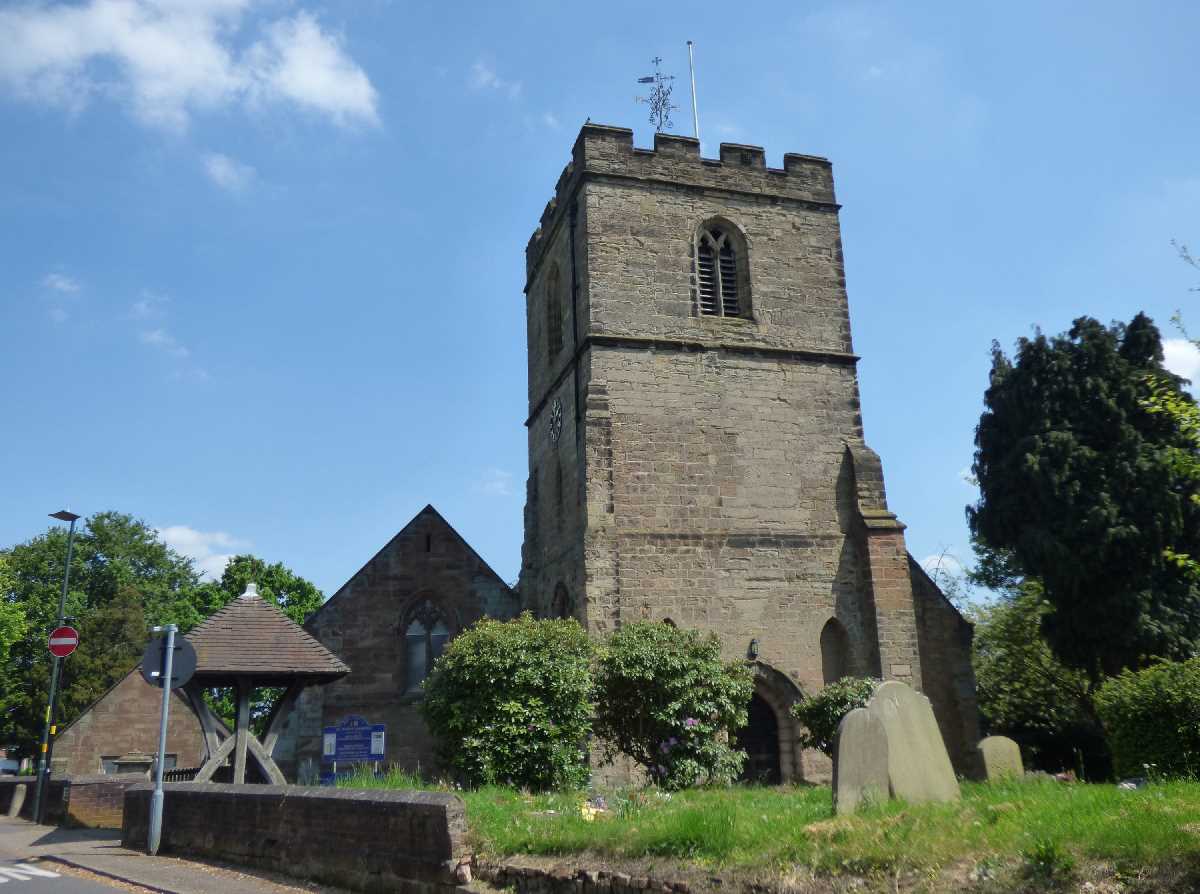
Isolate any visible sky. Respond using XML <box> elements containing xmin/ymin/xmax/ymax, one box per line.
<box><xmin>1</xmin><ymin>0</ymin><xmax>1198</xmax><ymax>599</ymax></box>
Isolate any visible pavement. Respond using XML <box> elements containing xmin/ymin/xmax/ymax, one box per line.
<box><xmin>0</xmin><ymin>819</ymin><xmax>343</xmax><ymax>894</ymax></box>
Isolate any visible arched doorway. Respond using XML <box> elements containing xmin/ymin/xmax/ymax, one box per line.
<box><xmin>735</xmin><ymin>693</ymin><xmax>781</xmax><ymax>784</ymax></box>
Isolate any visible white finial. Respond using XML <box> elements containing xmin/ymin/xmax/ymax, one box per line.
<box><xmin>240</xmin><ymin>582</ymin><xmax>260</xmax><ymax>600</ymax></box>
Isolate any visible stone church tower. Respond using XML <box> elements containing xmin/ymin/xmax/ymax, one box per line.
<box><xmin>519</xmin><ymin>124</ymin><xmax>978</xmax><ymax>781</ymax></box>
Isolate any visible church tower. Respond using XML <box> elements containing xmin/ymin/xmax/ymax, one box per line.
<box><xmin>519</xmin><ymin>125</ymin><xmax>976</xmax><ymax>780</ymax></box>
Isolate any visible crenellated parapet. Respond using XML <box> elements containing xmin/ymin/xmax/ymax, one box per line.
<box><xmin>525</xmin><ymin>123</ymin><xmax>838</xmax><ymax>283</ymax></box>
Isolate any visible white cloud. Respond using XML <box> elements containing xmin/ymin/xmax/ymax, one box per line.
<box><xmin>959</xmin><ymin>465</ymin><xmax>978</xmax><ymax>488</ymax></box>
<box><xmin>478</xmin><ymin>468</ymin><xmax>515</xmax><ymax>497</ymax></box>
<box><xmin>158</xmin><ymin>524</ymin><xmax>249</xmax><ymax>580</ymax></box>
<box><xmin>130</xmin><ymin>288</ymin><xmax>167</xmax><ymax>318</ymax></box>
<box><xmin>49</xmin><ymin>307</ymin><xmax>69</xmax><ymax>323</ymax></box>
<box><xmin>203</xmin><ymin>152</ymin><xmax>255</xmax><ymax>192</ymax></box>
<box><xmin>0</xmin><ymin>1</ymin><xmax>379</xmax><ymax>131</ymax></box>
<box><xmin>1163</xmin><ymin>338</ymin><xmax>1200</xmax><ymax>384</ymax></box>
<box><xmin>468</xmin><ymin>60</ymin><xmax>520</xmax><ymax>99</ymax></box>
<box><xmin>542</xmin><ymin>111</ymin><xmax>559</xmax><ymax>129</ymax></box>
<box><xmin>139</xmin><ymin>327</ymin><xmax>189</xmax><ymax>358</ymax></box>
<box><xmin>42</xmin><ymin>272</ymin><xmax>80</xmax><ymax>293</ymax></box>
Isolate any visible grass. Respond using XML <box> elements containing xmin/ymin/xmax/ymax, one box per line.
<box><xmin>339</xmin><ymin>768</ymin><xmax>1200</xmax><ymax>882</ymax></box>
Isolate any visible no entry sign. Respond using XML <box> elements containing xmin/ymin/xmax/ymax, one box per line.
<box><xmin>48</xmin><ymin>626</ymin><xmax>79</xmax><ymax>658</ymax></box>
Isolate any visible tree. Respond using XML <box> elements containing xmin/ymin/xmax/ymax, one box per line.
<box><xmin>422</xmin><ymin>614</ymin><xmax>594</xmax><ymax>790</ymax></box>
<box><xmin>968</xmin><ymin>314</ymin><xmax>1200</xmax><ymax>681</ymax></box>
<box><xmin>790</xmin><ymin>677</ymin><xmax>878</xmax><ymax>757</ymax></box>
<box><xmin>969</xmin><ymin>582</ymin><xmax>1107</xmax><ymax>777</ymax></box>
<box><xmin>0</xmin><ymin>512</ymin><xmax>203</xmax><ymax>757</ymax></box>
<box><xmin>594</xmin><ymin>622</ymin><xmax>753</xmax><ymax>790</ymax></box>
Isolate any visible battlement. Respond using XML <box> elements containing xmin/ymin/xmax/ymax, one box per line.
<box><xmin>526</xmin><ymin>123</ymin><xmax>837</xmax><ymax>279</ymax></box>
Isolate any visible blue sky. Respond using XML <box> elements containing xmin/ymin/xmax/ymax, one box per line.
<box><xmin>2</xmin><ymin>0</ymin><xmax>1197</xmax><ymax>598</ymax></box>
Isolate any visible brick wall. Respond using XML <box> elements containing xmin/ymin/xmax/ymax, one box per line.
<box><xmin>122</xmin><ymin>784</ymin><xmax>468</xmax><ymax>894</ymax></box>
<box><xmin>52</xmin><ymin>668</ymin><xmax>206</xmax><ymax>777</ymax></box>
<box><xmin>64</xmin><ymin>774</ymin><xmax>146</xmax><ymax>829</ymax></box>
<box><xmin>0</xmin><ymin>778</ymin><xmax>68</xmax><ymax>824</ymax></box>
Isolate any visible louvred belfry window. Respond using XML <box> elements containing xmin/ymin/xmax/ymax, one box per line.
<box><xmin>695</xmin><ymin>225</ymin><xmax>745</xmax><ymax>318</ymax></box>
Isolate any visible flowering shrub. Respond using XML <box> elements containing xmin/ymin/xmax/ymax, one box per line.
<box><xmin>594</xmin><ymin>621</ymin><xmax>753</xmax><ymax>790</ymax></box>
<box><xmin>789</xmin><ymin>676</ymin><xmax>879</xmax><ymax>756</ymax></box>
<box><xmin>421</xmin><ymin>613</ymin><xmax>594</xmax><ymax>791</ymax></box>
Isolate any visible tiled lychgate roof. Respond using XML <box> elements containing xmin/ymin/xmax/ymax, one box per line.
<box><xmin>186</xmin><ymin>584</ymin><xmax>350</xmax><ymax>684</ymax></box>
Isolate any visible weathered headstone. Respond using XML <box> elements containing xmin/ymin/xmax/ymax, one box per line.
<box><xmin>833</xmin><ymin>707</ymin><xmax>889</xmax><ymax>814</ymax></box>
<box><xmin>866</xmin><ymin>680</ymin><xmax>960</xmax><ymax>804</ymax></box>
<box><xmin>976</xmin><ymin>735</ymin><xmax>1023</xmax><ymax>781</ymax></box>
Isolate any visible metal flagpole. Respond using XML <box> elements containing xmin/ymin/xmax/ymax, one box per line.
<box><xmin>33</xmin><ymin>511</ymin><xmax>78</xmax><ymax>825</ymax></box>
<box><xmin>687</xmin><ymin>41</ymin><xmax>699</xmax><ymax>142</ymax></box>
<box><xmin>148</xmin><ymin>624</ymin><xmax>176</xmax><ymax>855</ymax></box>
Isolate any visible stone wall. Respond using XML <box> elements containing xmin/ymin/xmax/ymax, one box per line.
<box><xmin>910</xmin><ymin>558</ymin><xmax>982</xmax><ymax>776</ymax></box>
<box><xmin>52</xmin><ymin>668</ymin><xmax>206</xmax><ymax>777</ymax></box>
<box><xmin>122</xmin><ymin>784</ymin><xmax>468</xmax><ymax>894</ymax></box>
<box><xmin>278</xmin><ymin>506</ymin><xmax>518</xmax><ymax>778</ymax></box>
<box><xmin>0</xmin><ymin>777</ymin><xmax>69</xmax><ymax>824</ymax></box>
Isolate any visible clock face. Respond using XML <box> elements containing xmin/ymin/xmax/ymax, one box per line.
<box><xmin>549</xmin><ymin>398</ymin><xmax>564</xmax><ymax>443</ymax></box>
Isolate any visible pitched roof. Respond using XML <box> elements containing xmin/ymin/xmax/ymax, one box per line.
<box><xmin>187</xmin><ymin>584</ymin><xmax>350</xmax><ymax>684</ymax></box>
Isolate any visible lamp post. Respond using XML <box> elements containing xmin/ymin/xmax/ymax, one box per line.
<box><xmin>32</xmin><ymin>510</ymin><xmax>80</xmax><ymax>825</ymax></box>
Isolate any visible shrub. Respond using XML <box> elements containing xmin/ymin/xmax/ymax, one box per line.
<box><xmin>1095</xmin><ymin>657</ymin><xmax>1200</xmax><ymax>779</ymax></box>
<box><xmin>790</xmin><ymin>676</ymin><xmax>879</xmax><ymax>756</ymax></box>
<box><xmin>594</xmin><ymin>621</ymin><xmax>754</xmax><ymax>790</ymax></box>
<box><xmin>421</xmin><ymin>613</ymin><xmax>594</xmax><ymax>791</ymax></box>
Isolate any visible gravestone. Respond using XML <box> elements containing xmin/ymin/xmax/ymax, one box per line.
<box><xmin>832</xmin><ymin>707</ymin><xmax>889</xmax><ymax>814</ymax></box>
<box><xmin>866</xmin><ymin>680</ymin><xmax>960</xmax><ymax>804</ymax></box>
<box><xmin>976</xmin><ymin>735</ymin><xmax>1023</xmax><ymax>781</ymax></box>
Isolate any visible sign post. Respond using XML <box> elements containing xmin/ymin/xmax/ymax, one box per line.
<box><xmin>32</xmin><ymin>510</ymin><xmax>79</xmax><ymax>826</ymax></box>
<box><xmin>140</xmin><ymin>628</ymin><xmax>195</xmax><ymax>856</ymax></box>
<box><xmin>148</xmin><ymin>625</ymin><xmax>175</xmax><ymax>856</ymax></box>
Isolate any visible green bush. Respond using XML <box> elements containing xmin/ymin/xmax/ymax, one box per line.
<box><xmin>1095</xmin><ymin>658</ymin><xmax>1200</xmax><ymax>779</ymax></box>
<box><xmin>594</xmin><ymin>621</ymin><xmax>754</xmax><ymax>790</ymax></box>
<box><xmin>789</xmin><ymin>677</ymin><xmax>879</xmax><ymax>756</ymax></box>
<box><xmin>421</xmin><ymin>613</ymin><xmax>594</xmax><ymax>791</ymax></box>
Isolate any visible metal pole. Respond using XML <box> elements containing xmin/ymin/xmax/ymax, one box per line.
<box><xmin>148</xmin><ymin>625</ymin><xmax>176</xmax><ymax>856</ymax></box>
<box><xmin>687</xmin><ymin>41</ymin><xmax>699</xmax><ymax>142</ymax></box>
<box><xmin>33</xmin><ymin>516</ymin><xmax>76</xmax><ymax>825</ymax></box>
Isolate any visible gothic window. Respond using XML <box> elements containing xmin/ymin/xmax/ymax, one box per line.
<box><xmin>694</xmin><ymin>223</ymin><xmax>748</xmax><ymax>318</ymax></box>
<box><xmin>820</xmin><ymin>618</ymin><xmax>852</xmax><ymax>685</ymax></box>
<box><xmin>404</xmin><ymin>600</ymin><xmax>451</xmax><ymax>693</ymax></box>
<box><xmin>546</xmin><ymin>264</ymin><xmax>563</xmax><ymax>357</ymax></box>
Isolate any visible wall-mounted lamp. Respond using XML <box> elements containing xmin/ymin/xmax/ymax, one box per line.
<box><xmin>748</xmin><ymin>638</ymin><xmax>760</xmax><ymax>660</ymax></box>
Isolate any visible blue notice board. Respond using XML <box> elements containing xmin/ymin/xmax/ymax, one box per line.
<box><xmin>322</xmin><ymin>715</ymin><xmax>386</xmax><ymax>763</ymax></box>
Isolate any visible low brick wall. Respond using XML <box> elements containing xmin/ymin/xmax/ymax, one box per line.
<box><xmin>64</xmin><ymin>774</ymin><xmax>146</xmax><ymax>828</ymax></box>
<box><xmin>122</xmin><ymin>784</ymin><xmax>468</xmax><ymax>893</ymax></box>
<box><xmin>0</xmin><ymin>777</ymin><xmax>69</xmax><ymax>824</ymax></box>
<box><xmin>1</xmin><ymin>774</ymin><xmax>147</xmax><ymax>829</ymax></box>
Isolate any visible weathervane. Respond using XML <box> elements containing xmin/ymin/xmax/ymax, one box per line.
<box><xmin>636</xmin><ymin>57</ymin><xmax>677</xmax><ymax>132</ymax></box>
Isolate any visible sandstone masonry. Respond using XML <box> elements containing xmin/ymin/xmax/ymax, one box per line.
<box><xmin>518</xmin><ymin>124</ymin><xmax>979</xmax><ymax>780</ymax></box>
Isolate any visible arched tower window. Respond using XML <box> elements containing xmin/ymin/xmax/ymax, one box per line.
<box><xmin>546</xmin><ymin>264</ymin><xmax>563</xmax><ymax>357</ymax></box>
<box><xmin>404</xmin><ymin>600</ymin><xmax>450</xmax><ymax>692</ymax></box>
<box><xmin>694</xmin><ymin>222</ymin><xmax>748</xmax><ymax>318</ymax></box>
<box><xmin>820</xmin><ymin>618</ymin><xmax>852</xmax><ymax>685</ymax></box>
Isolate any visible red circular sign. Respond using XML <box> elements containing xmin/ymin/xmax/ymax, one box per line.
<box><xmin>48</xmin><ymin>626</ymin><xmax>79</xmax><ymax>658</ymax></box>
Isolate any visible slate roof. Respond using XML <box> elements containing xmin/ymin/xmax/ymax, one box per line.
<box><xmin>186</xmin><ymin>584</ymin><xmax>350</xmax><ymax>684</ymax></box>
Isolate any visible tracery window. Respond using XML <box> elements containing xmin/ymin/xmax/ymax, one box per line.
<box><xmin>404</xmin><ymin>600</ymin><xmax>450</xmax><ymax>692</ymax></box>
<box><xmin>694</xmin><ymin>223</ymin><xmax>747</xmax><ymax>318</ymax></box>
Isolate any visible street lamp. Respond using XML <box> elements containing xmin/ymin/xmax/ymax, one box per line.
<box><xmin>32</xmin><ymin>510</ymin><xmax>80</xmax><ymax>825</ymax></box>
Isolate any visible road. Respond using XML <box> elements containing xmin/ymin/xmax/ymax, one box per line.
<box><xmin>0</xmin><ymin>859</ymin><xmax>119</xmax><ymax>891</ymax></box>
